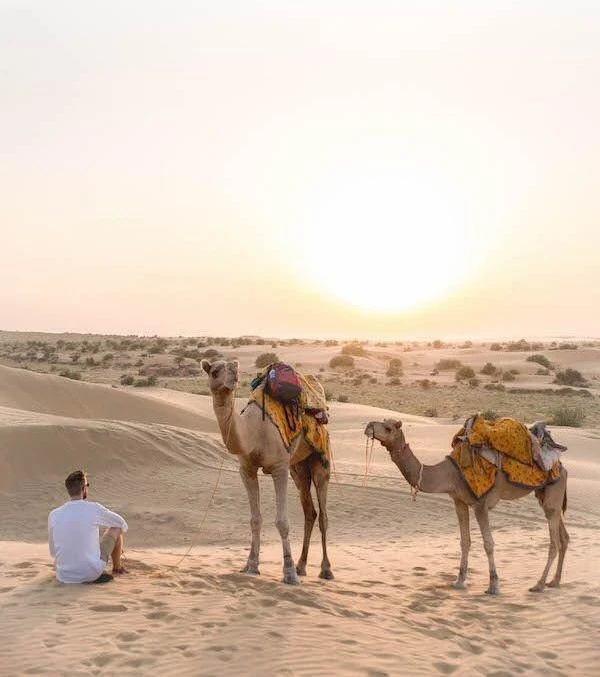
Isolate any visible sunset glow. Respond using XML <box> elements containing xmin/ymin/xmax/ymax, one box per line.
<box><xmin>295</xmin><ymin>170</ymin><xmax>474</xmax><ymax>313</ymax></box>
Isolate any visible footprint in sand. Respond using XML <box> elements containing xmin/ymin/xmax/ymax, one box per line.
<box><xmin>14</xmin><ymin>561</ymin><xmax>34</xmax><ymax>569</ymax></box>
<box><xmin>0</xmin><ymin>586</ymin><xmax>15</xmax><ymax>593</ymax></box>
<box><xmin>433</xmin><ymin>661</ymin><xmax>458</xmax><ymax>674</ymax></box>
<box><xmin>117</xmin><ymin>631</ymin><xmax>139</xmax><ymax>642</ymax></box>
<box><xmin>90</xmin><ymin>604</ymin><xmax>128</xmax><ymax>613</ymax></box>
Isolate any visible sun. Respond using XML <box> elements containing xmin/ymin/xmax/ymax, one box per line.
<box><xmin>294</xmin><ymin>172</ymin><xmax>474</xmax><ymax>313</ymax></box>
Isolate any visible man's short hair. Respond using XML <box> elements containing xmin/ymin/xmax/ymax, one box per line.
<box><xmin>65</xmin><ymin>470</ymin><xmax>86</xmax><ymax>497</ymax></box>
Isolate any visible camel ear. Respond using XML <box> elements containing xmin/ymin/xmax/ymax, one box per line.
<box><xmin>201</xmin><ymin>359</ymin><xmax>212</xmax><ymax>374</ymax></box>
<box><xmin>394</xmin><ymin>420</ymin><xmax>403</xmax><ymax>429</ymax></box>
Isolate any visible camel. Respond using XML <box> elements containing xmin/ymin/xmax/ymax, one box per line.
<box><xmin>202</xmin><ymin>359</ymin><xmax>333</xmax><ymax>584</ymax></box>
<box><xmin>364</xmin><ymin>418</ymin><xmax>569</xmax><ymax>594</ymax></box>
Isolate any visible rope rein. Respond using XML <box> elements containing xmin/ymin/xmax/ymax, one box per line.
<box><xmin>166</xmin><ymin>386</ymin><xmax>235</xmax><ymax>571</ymax></box>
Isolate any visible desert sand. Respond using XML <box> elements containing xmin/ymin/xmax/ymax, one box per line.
<box><xmin>1</xmin><ymin>362</ymin><xmax>599</xmax><ymax>676</ymax></box>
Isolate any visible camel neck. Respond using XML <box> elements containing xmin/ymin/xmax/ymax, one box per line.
<box><xmin>388</xmin><ymin>441</ymin><xmax>451</xmax><ymax>494</ymax></box>
<box><xmin>212</xmin><ymin>392</ymin><xmax>245</xmax><ymax>455</ymax></box>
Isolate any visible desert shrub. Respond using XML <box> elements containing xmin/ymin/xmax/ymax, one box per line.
<box><xmin>526</xmin><ymin>354</ymin><xmax>552</xmax><ymax>369</ymax></box>
<box><xmin>59</xmin><ymin>369</ymin><xmax>81</xmax><ymax>380</ymax></box>
<box><xmin>148</xmin><ymin>339</ymin><xmax>168</xmax><ymax>354</ymax></box>
<box><xmin>480</xmin><ymin>362</ymin><xmax>497</xmax><ymax>376</ymax></box>
<box><xmin>502</xmin><ymin>371</ymin><xmax>516</xmax><ymax>382</ymax></box>
<box><xmin>468</xmin><ymin>377</ymin><xmax>480</xmax><ymax>387</ymax></box>
<box><xmin>550</xmin><ymin>406</ymin><xmax>585</xmax><ymax>427</ymax></box>
<box><xmin>509</xmin><ymin>368</ymin><xmax>519</xmax><ymax>375</ymax></box>
<box><xmin>84</xmin><ymin>357</ymin><xmax>98</xmax><ymax>367</ymax></box>
<box><xmin>506</xmin><ymin>339</ymin><xmax>530</xmax><ymax>352</ymax></box>
<box><xmin>558</xmin><ymin>342</ymin><xmax>578</xmax><ymax>350</ymax></box>
<box><xmin>330</xmin><ymin>354</ymin><xmax>355</xmax><ymax>369</ymax></box>
<box><xmin>490</xmin><ymin>343</ymin><xmax>502</xmax><ymax>351</ymax></box>
<box><xmin>436</xmin><ymin>359</ymin><xmax>462</xmax><ymax>370</ymax></box>
<box><xmin>553</xmin><ymin>368</ymin><xmax>587</xmax><ymax>387</ymax></box>
<box><xmin>417</xmin><ymin>379</ymin><xmax>433</xmax><ymax>389</ymax></box>
<box><xmin>120</xmin><ymin>374</ymin><xmax>134</xmax><ymax>385</ymax></box>
<box><xmin>455</xmin><ymin>366</ymin><xmax>476</xmax><ymax>381</ymax></box>
<box><xmin>386</xmin><ymin>357</ymin><xmax>403</xmax><ymax>377</ymax></box>
<box><xmin>337</xmin><ymin>394</ymin><xmax>349</xmax><ymax>403</ymax></box>
<box><xmin>482</xmin><ymin>409</ymin><xmax>497</xmax><ymax>420</ymax></box>
<box><xmin>341</xmin><ymin>343</ymin><xmax>367</xmax><ymax>357</ymax></box>
<box><xmin>101</xmin><ymin>353</ymin><xmax>114</xmax><ymax>363</ymax></box>
<box><xmin>484</xmin><ymin>383</ymin><xmax>505</xmax><ymax>391</ymax></box>
<box><xmin>133</xmin><ymin>375</ymin><xmax>157</xmax><ymax>387</ymax></box>
<box><xmin>554</xmin><ymin>387</ymin><xmax>592</xmax><ymax>398</ymax></box>
<box><xmin>71</xmin><ymin>353</ymin><xmax>81</xmax><ymax>363</ymax></box>
<box><xmin>135</xmin><ymin>358</ymin><xmax>144</xmax><ymax>367</ymax></box>
<box><xmin>388</xmin><ymin>377</ymin><xmax>402</xmax><ymax>386</ymax></box>
<box><xmin>424</xmin><ymin>407</ymin><xmax>438</xmax><ymax>417</ymax></box>
<box><xmin>536</xmin><ymin>368</ymin><xmax>550</xmax><ymax>376</ymax></box>
<box><xmin>323</xmin><ymin>389</ymin><xmax>332</xmax><ymax>401</ymax></box>
<box><xmin>255</xmin><ymin>352</ymin><xmax>278</xmax><ymax>368</ymax></box>
<box><xmin>201</xmin><ymin>348</ymin><xmax>221</xmax><ymax>360</ymax></box>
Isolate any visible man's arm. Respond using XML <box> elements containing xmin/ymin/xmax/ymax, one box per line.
<box><xmin>48</xmin><ymin>518</ymin><xmax>56</xmax><ymax>557</ymax></box>
<box><xmin>94</xmin><ymin>503</ymin><xmax>129</xmax><ymax>532</ymax></box>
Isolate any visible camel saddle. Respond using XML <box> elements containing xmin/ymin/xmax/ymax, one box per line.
<box><xmin>449</xmin><ymin>414</ymin><xmax>565</xmax><ymax>498</ymax></box>
<box><xmin>244</xmin><ymin>370</ymin><xmax>331</xmax><ymax>468</ymax></box>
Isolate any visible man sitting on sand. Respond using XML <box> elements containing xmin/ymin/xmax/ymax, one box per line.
<box><xmin>48</xmin><ymin>469</ymin><xmax>129</xmax><ymax>584</ymax></box>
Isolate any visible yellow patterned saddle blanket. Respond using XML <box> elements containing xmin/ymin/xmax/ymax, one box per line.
<box><xmin>244</xmin><ymin>372</ymin><xmax>331</xmax><ymax>468</ymax></box>
<box><xmin>449</xmin><ymin>414</ymin><xmax>561</xmax><ymax>498</ymax></box>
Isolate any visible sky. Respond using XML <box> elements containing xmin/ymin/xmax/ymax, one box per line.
<box><xmin>1</xmin><ymin>1</ymin><xmax>599</xmax><ymax>340</ymax></box>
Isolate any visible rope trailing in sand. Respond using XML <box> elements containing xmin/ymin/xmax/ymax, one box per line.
<box><xmin>163</xmin><ymin>385</ymin><xmax>236</xmax><ymax>572</ymax></box>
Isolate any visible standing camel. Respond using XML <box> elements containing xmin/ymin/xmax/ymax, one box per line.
<box><xmin>202</xmin><ymin>359</ymin><xmax>333</xmax><ymax>584</ymax></box>
<box><xmin>364</xmin><ymin>419</ymin><xmax>568</xmax><ymax>594</ymax></box>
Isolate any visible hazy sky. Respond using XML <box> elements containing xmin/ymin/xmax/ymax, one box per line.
<box><xmin>2</xmin><ymin>1</ymin><xmax>599</xmax><ymax>339</ymax></box>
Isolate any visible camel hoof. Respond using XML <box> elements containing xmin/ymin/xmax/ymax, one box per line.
<box><xmin>485</xmin><ymin>585</ymin><xmax>500</xmax><ymax>595</ymax></box>
<box><xmin>546</xmin><ymin>580</ymin><xmax>560</xmax><ymax>588</ymax></box>
<box><xmin>240</xmin><ymin>564</ymin><xmax>260</xmax><ymax>575</ymax></box>
<box><xmin>319</xmin><ymin>569</ymin><xmax>334</xmax><ymax>580</ymax></box>
<box><xmin>283</xmin><ymin>569</ymin><xmax>300</xmax><ymax>585</ymax></box>
<box><xmin>296</xmin><ymin>564</ymin><xmax>307</xmax><ymax>577</ymax></box>
<box><xmin>451</xmin><ymin>580</ymin><xmax>466</xmax><ymax>590</ymax></box>
<box><xmin>529</xmin><ymin>584</ymin><xmax>545</xmax><ymax>593</ymax></box>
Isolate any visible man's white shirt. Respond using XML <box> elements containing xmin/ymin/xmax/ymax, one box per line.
<box><xmin>48</xmin><ymin>500</ymin><xmax>128</xmax><ymax>583</ymax></box>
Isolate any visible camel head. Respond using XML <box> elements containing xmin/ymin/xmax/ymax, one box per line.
<box><xmin>201</xmin><ymin>359</ymin><xmax>239</xmax><ymax>394</ymax></box>
<box><xmin>364</xmin><ymin>418</ymin><xmax>406</xmax><ymax>450</ymax></box>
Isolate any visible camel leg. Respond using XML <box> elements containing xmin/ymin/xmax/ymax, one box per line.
<box><xmin>239</xmin><ymin>467</ymin><xmax>261</xmax><ymax>575</ymax></box>
<box><xmin>530</xmin><ymin>505</ymin><xmax>562</xmax><ymax>592</ymax></box>
<box><xmin>451</xmin><ymin>499</ymin><xmax>470</xmax><ymax>590</ymax></box>
<box><xmin>312</xmin><ymin>458</ymin><xmax>333</xmax><ymax>580</ymax></box>
<box><xmin>272</xmin><ymin>467</ymin><xmax>299</xmax><ymax>585</ymax></box>
<box><xmin>473</xmin><ymin>504</ymin><xmax>499</xmax><ymax>595</ymax></box>
<box><xmin>290</xmin><ymin>461</ymin><xmax>316</xmax><ymax>577</ymax></box>
<box><xmin>547</xmin><ymin>518</ymin><xmax>569</xmax><ymax>588</ymax></box>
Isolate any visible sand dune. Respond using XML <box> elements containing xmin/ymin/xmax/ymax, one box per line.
<box><xmin>1</xmin><ymin>364</ymin><xmax>599</xmax><ymax>676</ymax></box>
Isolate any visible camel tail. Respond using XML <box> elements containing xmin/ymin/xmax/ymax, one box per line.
<box><xmin>562</xmin><ymin>488</ymin><xmax>567</xmax><ymax>514</ymax></box>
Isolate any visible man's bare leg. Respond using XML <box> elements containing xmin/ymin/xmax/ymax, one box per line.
<box><xmin>105</xmin><ymin>527</ymin><xmax>128</xmax><ymax>574</ymax></box>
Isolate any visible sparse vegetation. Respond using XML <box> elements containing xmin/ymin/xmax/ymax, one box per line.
<box><xmin>59</xmin><ymin>369</ymin><xmax>81</xmax><ymax>380</ymax></box>
<box><xmin>330</xmin><ymin>354</ymin><xmax>355</xmax><ymax>369</ymax></box>
<box><xmin>480</xmin><ymin>362</ymin><xmax>497</xmax><ymax>376</ymax></box>
<box><xmin>553</xmin><ymin>368</ymin><xmax>587</xmax><ymax>387</ymax></box>
<box><xmin>550</xmin><ymin>405</ymin><xmax>585</xmax><ymax>427</ymax></box>
<box><xmin>341</xmin><ymin>343</ymin><xmax>367</xmax><ymax>357</ymax></box>
<box><xmin>527</xmin><ymin>354</ymin><xmax>552</xmax><ymax>369</ymax></box>
<box><xmin>455</xmin><ymin>366</ymin><xmax>476</xmax><ymax>381</ymax></box>
<box><xmin>255</xmin><ymin>352</ymin><xmax>278</xmax><ymax>368</ymax></box>
<box><xmin>436</xmin><ymin>359</ymin><xmax>462</xmax><ymax>370</ymax></box>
